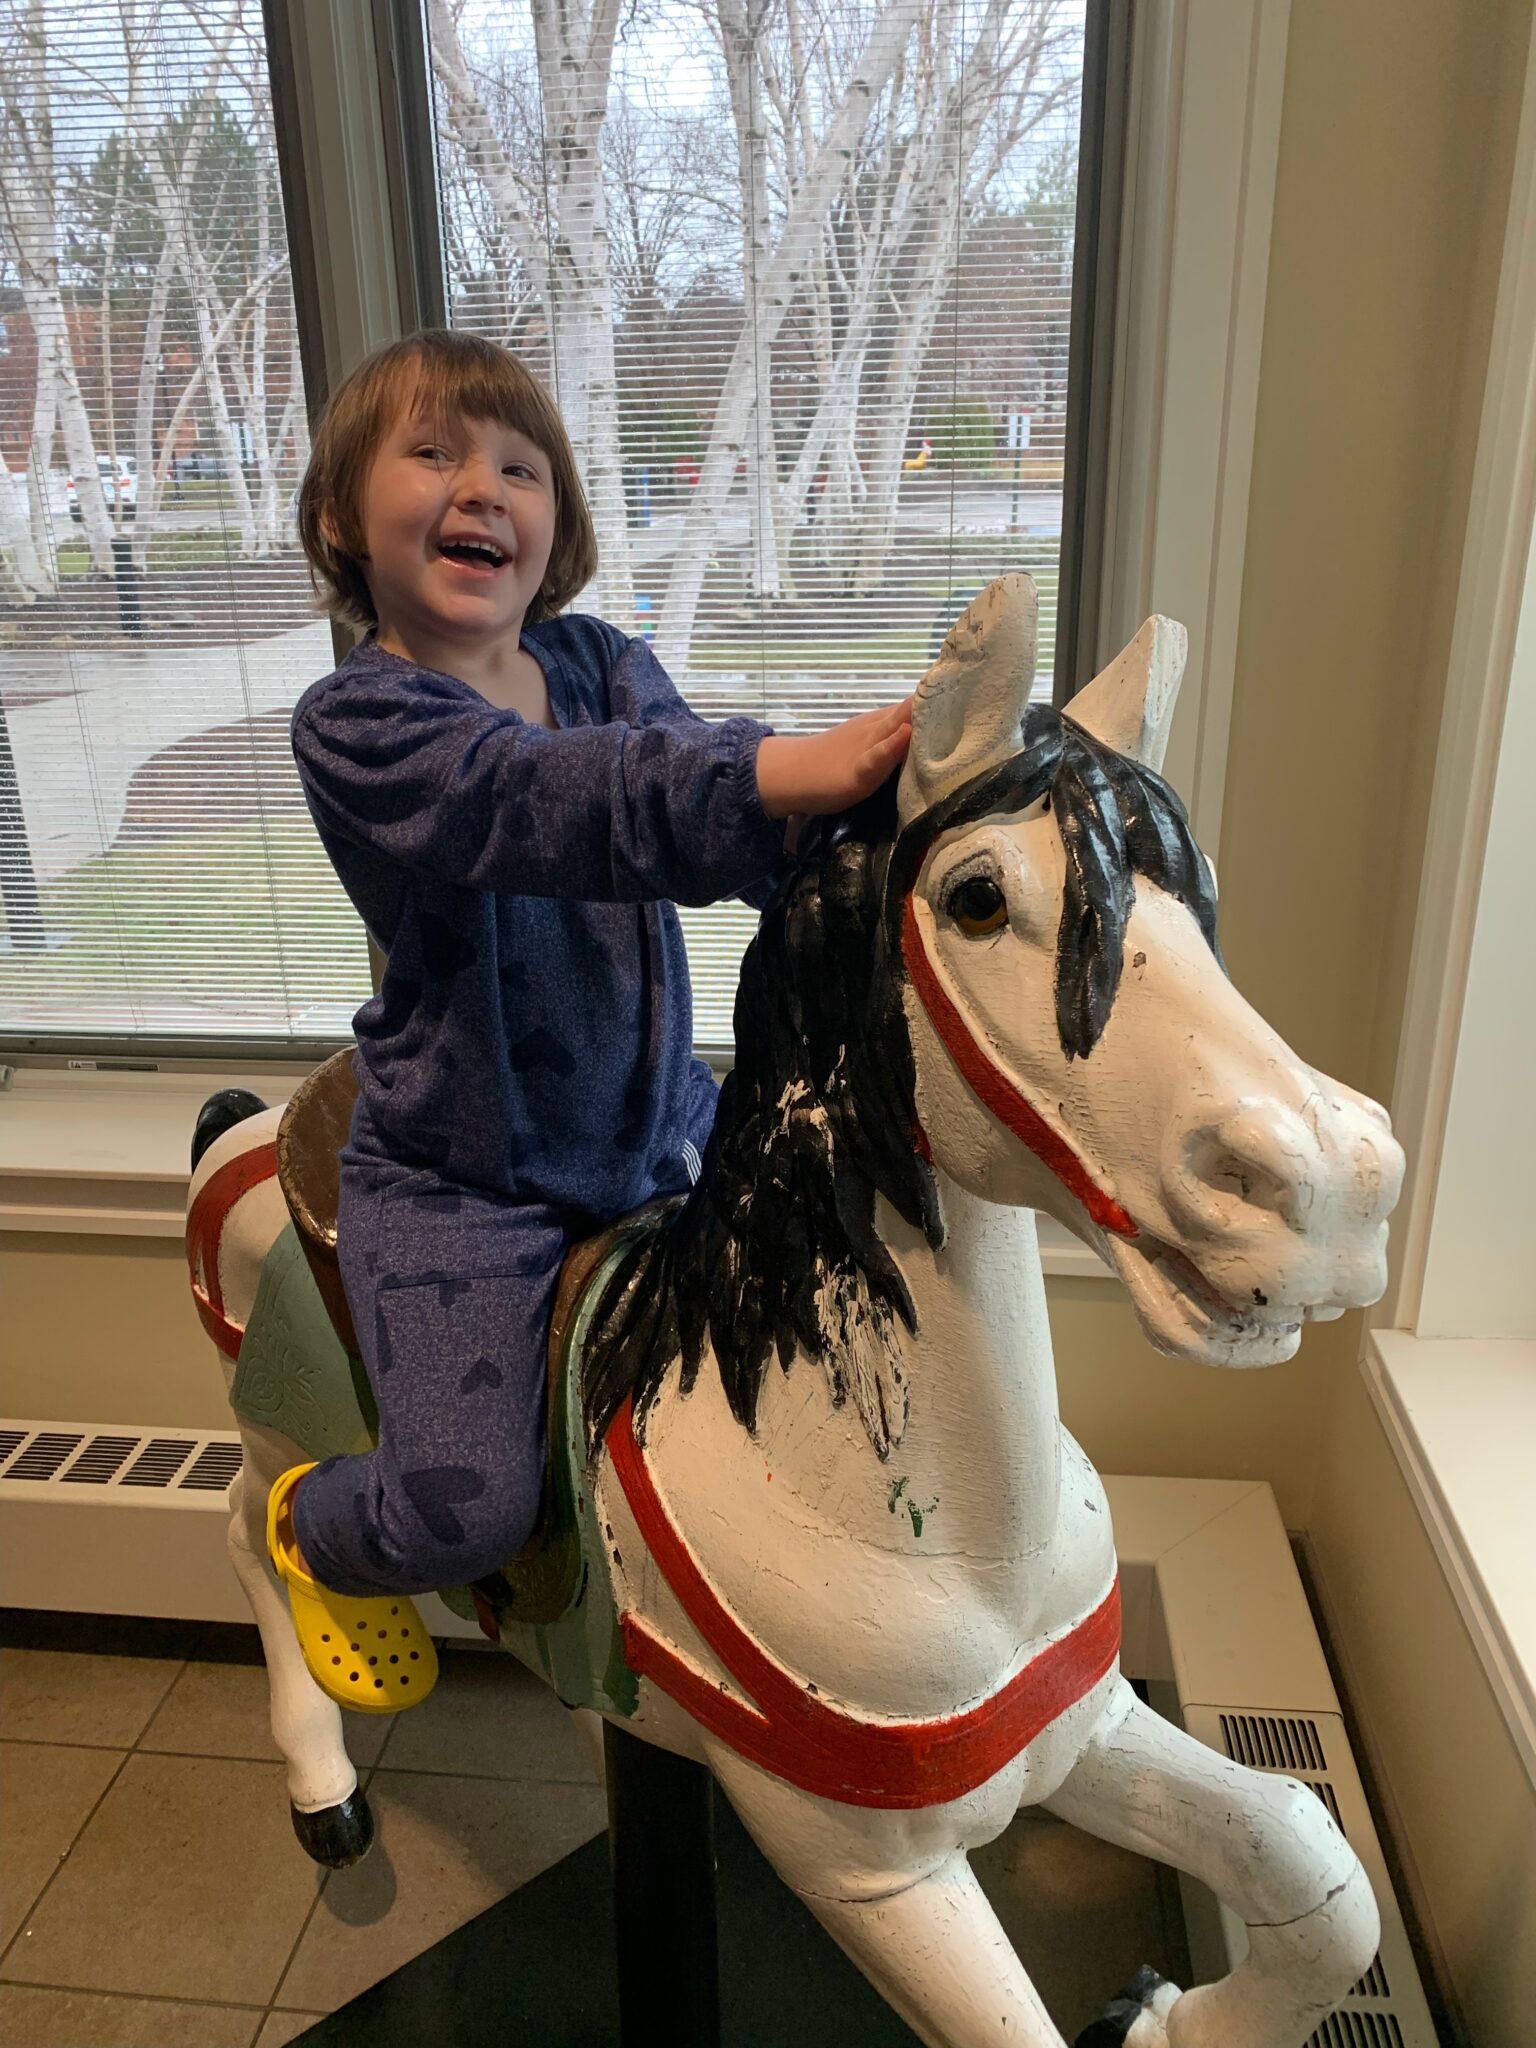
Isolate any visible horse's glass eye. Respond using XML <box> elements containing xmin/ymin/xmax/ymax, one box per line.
<box><xmin>948</xmin><ymin>877</ymin><xmax>1008</xmax><ymax>936</ymax></box>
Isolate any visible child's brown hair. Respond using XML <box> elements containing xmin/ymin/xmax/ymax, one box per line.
<box><xmin>297</xmin><ymin>330</ymin><xmax>598</xmax><ymax>631</ymax></box>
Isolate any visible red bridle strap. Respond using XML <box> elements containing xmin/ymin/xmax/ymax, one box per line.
<box><xmin>608</xmin><ymin>1392</ymin><xmax>1121</xmax><ymax>1809</ymax></box>
<box><xmin>900</xmin><ymin>893</ymin><xmax>1137</xmax><ymax>1239</ymax></box>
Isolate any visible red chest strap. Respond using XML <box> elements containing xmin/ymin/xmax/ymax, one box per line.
<box><xmin>607</xmin><ymin>1393</ymin><xmax>1120</xmax><ymax>1809</ymax></box>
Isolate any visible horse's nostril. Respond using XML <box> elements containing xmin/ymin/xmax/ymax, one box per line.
<box><xmin>1182</xmin><ymin>1130</ymin><xmax>1292</xmax><ymax>1218</ymax></box>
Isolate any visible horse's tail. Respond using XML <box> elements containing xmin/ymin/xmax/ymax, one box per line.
<box><xmin>191</xmin><ymin>1087</ymin><xmax>269</xmax><ymax>1171</ymax></box>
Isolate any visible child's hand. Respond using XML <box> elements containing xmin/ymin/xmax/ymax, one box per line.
<box><xmin>755</xmin><ymin>698</ymin><xmax>915</xmax><ymax>820</ymax></box>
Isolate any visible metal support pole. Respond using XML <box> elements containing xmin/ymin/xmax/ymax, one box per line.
<box><xmin>604</xmin><ymin>1723</ymin><xmax>721</xmax><ymax>2048</ymax></box>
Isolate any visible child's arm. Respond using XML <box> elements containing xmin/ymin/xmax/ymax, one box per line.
<box><xmin>293</xmin><ymin>657</ymin><xmax>909</xmax><ymax>908</ymax></box>
<box><xmin>609</xmin><ymin>632</ymin><xmax>911</xmax><ymax>906</ymax></box>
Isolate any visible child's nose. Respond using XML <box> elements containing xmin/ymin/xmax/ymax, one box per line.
<box><xmin>456</xmin><ymin>460</ymin><xmax>506</xmax><ymax>512</ymax></box>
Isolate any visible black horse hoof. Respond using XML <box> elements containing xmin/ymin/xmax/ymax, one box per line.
<box><xmin>290</xmin><ymin>1789</ymin><xmax>376</xmax><ymax>1868</ymax></box>
<box><xmin>1075</xmin><ymin>1964</ymin><xmax>1177</xmax><ymax>2046</ymax></box>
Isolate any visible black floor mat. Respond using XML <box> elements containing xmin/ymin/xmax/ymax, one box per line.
<box><xmin>289</xmin><ymin>1796</ymin><xmax>924</xmax><ymax>2047</ymax></box>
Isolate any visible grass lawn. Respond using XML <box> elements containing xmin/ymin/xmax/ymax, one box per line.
<box><xmin>54</xmin><ymin>529</ymin><xmax>298</xmax><ymax>577</ymax></box>
<box><xmin>0</xmin><ymin>818</ymin><xmax>370</xmax><ymax>1032</ymax></box>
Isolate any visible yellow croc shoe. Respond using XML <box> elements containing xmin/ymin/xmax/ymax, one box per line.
<box><xmin>267</xmin><ymin>1463</ymin><xmax>439</xmax><ymax>1714</ymax></box>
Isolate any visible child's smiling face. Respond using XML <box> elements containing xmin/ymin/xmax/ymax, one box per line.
<box><xmin>358</xmin><ymin>404</ymin><xmax>558</xmax><ymax>652</ymax></box>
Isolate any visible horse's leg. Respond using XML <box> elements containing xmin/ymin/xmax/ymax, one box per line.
<box><xmin>1041</xmin><ymin>1678</ymin><xmax>1377</xmax><ymax>2048</ymax></box>
<box><xmin>705</xmin><ymin>1748</ymin><xmax>1068</xmax><ymax>2048</ymax></box>
<box><xmin>228</xmin><ymin>1455</ymin><xmax>374</xmax><ymax>1867</ymax></box>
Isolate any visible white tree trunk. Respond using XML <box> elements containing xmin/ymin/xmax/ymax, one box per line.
<box><xmin>0</xmin><ymin>0</ymin><xmax>117</xmax><ymax>578</ymax></box>
<box><xmin>431</xmin><ymin>0</ymin><xmax>633</xmax><ymax>623</ymax></box>
<box><xmin>654</xmin><ymin>0</ymin><xmax>925</xmax><ymax>676</ymax></box>
<box><xmin>0</xmin><ymin>446</ymin><xmax>50</xmax><ymax>599</ymax></box>
<box><xmin>717</xmin><ymin>0</ymin><xmax>782</xmax><ymax>601</ymax></box>
<box><xmin>131</xmin><ymin>245</ymin><xmax>176</xmax><ymax>572</ymax></box>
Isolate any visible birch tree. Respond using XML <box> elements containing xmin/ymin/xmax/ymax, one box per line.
<box><xmin>0</xmin><ymin>0</ymin><xmax>117</xmax><ymax>581</ymax></box>
<box><xmin>429</xmin><ymin>0</ymin><xmax>634</xmax><ymax>622</ymax></box>
<box><xmin>847</xmin><ymin>0</ymin><xmax>1075</xmax><ymax>594</ymax></box>
<box><xmin>653</xmin><ymin>0</ymin><xmax>925</xmax><ymax>672</ymax></box>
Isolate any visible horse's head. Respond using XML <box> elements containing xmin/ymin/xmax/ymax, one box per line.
<box><xmin>584</xmin><ymin>572</ymin><xmax>1406</xmax><ymax>1455</ymax></box>
<box><xmin>893</xmin><ymin>572</ymin><xmax>1403</xmax><ymax>1366</ymax></box>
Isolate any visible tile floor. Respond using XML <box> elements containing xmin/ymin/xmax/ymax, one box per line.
<box><xmin>0</xmin><ymin>1612</ymin><xmax>1188</xmax><ymax>2047</ymax></box>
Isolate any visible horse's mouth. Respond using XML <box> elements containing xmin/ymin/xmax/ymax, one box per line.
<box><xmin>1103</xmin><ymin>1227</ymin><xmax>1309</xmax><ymax>1365</ymax></box>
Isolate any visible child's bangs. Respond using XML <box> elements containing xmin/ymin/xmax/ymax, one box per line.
<box><xmin>396</xmin><ymin>346</ymin><xmax>557</xmax><ymax>454</ymax></box>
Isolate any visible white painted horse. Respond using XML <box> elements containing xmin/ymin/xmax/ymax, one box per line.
<box><xmin>186</xmin><ymin>574</ymin><xmax>1403</xmax><ymax>2048</ymax></box>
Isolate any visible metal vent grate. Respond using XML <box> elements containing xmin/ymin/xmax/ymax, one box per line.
<box><xmin>179</xmin><ymin>1442</ymin><xmax>243</xmax><ymax>1492</ymax></box>
<box><xmin>61</xmin><ymin>1435</ymin><xmax>141</xmax><ymax>1484</ymax></box>
<box><xmin>1352</xmin><ymin>1957</ymin><xmax>1391</xmax><ymax>2001</ymax></box>
<box><xmin>1309</xmin><ymin>1777</ymin><xmax>1344</xmax><ymax>1827</ymax></box>
<box><xmin>1307</xmin><ymin>2011</ymin><xmax>1404</xmax><ymax>2048</ymax></box>
<box><xmin>2</xmin><ymin>1425</ymin><xmax>245</xmax><ymax>1496</ymax></box>
<box><xmin>7</xmin><ymin>1432</ymin><xmax>85</xmax><ymax>1481</ymax></box>
<box><xmin>119</xmin><ymin>1438</ymin><xmax>197</xmax><ymax>1487</ymax></box>
<box><xmin>1219</xmin><ymin>1710</ymin><xmax>1327</xmax><ymax>1772</ymax></box>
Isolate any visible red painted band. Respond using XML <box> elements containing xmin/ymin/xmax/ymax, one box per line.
<box><xmin>184</xmin><ymin>1139</ymin><xmax>279</xmax><ymax>1358</ymax></box>
<box><xmin>609</xmin><ymin>1393</ymin><xmax>1121</xmax><ymax>1808</ymax></box>
<box><xmin>900</xmin><ymin>894</ymin><xmax>1137</xmax><ymax>1238</ymax></box>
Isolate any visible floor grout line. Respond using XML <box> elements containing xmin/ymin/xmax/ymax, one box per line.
<box><xmin>0</xmin><ymin>1976</ymin><xmax>269</xmax><ymax>2014</ymax></box>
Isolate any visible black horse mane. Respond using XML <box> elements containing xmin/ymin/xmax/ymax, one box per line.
<box><xmin>581</xmin><ymin>704</ymin><xmax>1221</xmax><ymax>1457</ymax></box>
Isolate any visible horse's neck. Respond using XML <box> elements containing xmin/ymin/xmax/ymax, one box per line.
<box><xmin>667</xmin><ymin>1175</ymin><xmax>1063</xmax><ymax>1565</ymax></box>
<box><xmin>866</xmin><ymin>1176</ymin><xmax>1063</xmax><ymax>1557</ymax></box>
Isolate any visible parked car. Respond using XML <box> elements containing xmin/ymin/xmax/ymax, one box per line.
<box><xmin>171</xmin><ymin>449</ymin><xmax>225</xmax><ymax>481</ymax></box>
<box><xmin>67</xmin><ymin>454</ymin><xmax>137</xmax><ymax>521</ymax></box>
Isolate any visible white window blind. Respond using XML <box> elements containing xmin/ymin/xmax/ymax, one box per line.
<box><xmin>426</xmin><ymin>0</ymin><xmax>1087</xmax><ymax>1050</ymax></box>
<box><xmin>0</xmin><ymin>0</ymin><xmax>367</xmax><ymax>1045</ymax></box>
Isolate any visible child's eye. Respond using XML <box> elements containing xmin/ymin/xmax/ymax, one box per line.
<box><xmin>504</xmin><ymin>463</ymin><xmax>536</xmax><ymax>480</ymax></box>
<box><xmin>413</xmin><ymin>446</ymin><xmax>448</xmax><ymax>462</ymax></box>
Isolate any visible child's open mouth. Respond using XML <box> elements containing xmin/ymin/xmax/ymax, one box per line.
<box><xmin>437</xmin><ymin>537</ymin><xmax>508</xmax><ymax>574</ymax></box>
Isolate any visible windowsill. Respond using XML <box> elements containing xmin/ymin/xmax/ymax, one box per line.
<box><xmin>1362</xmin><ymin>1328</ymin><xmax>1536</xmax><ymax>1790</ymax></box>
<box><xmin>0</xmin><ymin>1063</ymin><xmax>1119</xmax><ymax>1279</ymax></box>
<box><xmin>0</xmin><ymin>1065</ymin><xmax>304</xmax><ymax>1237</ymax></box>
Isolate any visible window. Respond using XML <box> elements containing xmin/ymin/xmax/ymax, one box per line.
<box><xmin>0</xmin><ymin>0</ymin><xmax>368</xmax><ymax>1050</ymax></box>
<box><xmin>0</xmin><ymin>0</ymin><xmax>1090</xmax><ymax>1058</ymax></box>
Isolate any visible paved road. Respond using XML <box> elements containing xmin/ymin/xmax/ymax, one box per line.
<box><xmin>4</xmin><ymin>620</ymin><xmax>333</xmax><ymax>883</ymax></box>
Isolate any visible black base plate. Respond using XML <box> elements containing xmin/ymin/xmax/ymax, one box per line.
<box><xmin>290</xmin><ymin>1799</ymin><xmax>924</xmax><ymax>2046</ymax></box>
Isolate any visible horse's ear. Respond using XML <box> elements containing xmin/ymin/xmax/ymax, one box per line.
<box><xmin>898</xmin><ymin>573</ymin><xmax>1039</xmax><ymax>823</ymax></box>
<box><xmin>1064</xmin><ymin>615</ymin><xmax>1187</xmax><ymax>773</ymax></box>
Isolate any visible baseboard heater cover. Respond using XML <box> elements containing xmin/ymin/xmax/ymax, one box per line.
<box><xmin>0</xmin><ymin>1426</ymin><xmax>1436</xmax><ymax>2040</ymax></box>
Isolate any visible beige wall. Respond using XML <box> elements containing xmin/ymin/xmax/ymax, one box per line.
<box><xmin>2</xmin><ymin>1233</ymin><xmax>230</xmax><ymax>1431</ymax></box>
<box><xmin>1226</xmin><ymin>3</ymin><xmax>1536</xmax><ymax>2041</ymax></box>
<box><xmin>2</xmin><ymin>0</ymin><xmax>1532</xmax><ymax>2031</ymax></box>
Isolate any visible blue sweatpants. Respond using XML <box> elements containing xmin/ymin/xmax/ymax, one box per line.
<box><xmin>290</xmin><ymin>1149</ymin><xmax>574</xmax><ymax>1597</ymax></box>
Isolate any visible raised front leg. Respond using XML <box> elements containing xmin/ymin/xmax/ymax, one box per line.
<box><xmin>1043</xmin><ymin>1679</ymin><xmax>1377</xmax><ymax>2048</ymax></box>
<box><xmin>705</xmin><ymin>1744</ymin><xmax>1069</xmax><ymax>2048</ymax></box>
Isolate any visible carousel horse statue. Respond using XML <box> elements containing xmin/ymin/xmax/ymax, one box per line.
<box><xmin>185</xmin><ymin>574</ymin><xmax>1404</xmax><ymax>2048</ymax></box>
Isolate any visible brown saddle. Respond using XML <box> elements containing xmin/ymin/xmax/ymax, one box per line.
<box><xmin>275</xmin><ymin>1049</ymin><xmax>661</xmax><ymax>1563</ymax></box>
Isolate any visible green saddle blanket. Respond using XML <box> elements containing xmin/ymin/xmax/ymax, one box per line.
<box><xmin>231</xmin><ymin>1221</ymin><xmax>642</xmax><ymax>1717</ymax></box>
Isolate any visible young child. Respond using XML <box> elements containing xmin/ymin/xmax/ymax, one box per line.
<box><xmin>270</xmin><ymin>330</ymin><xmax>913</xmax><ymax>1712</ymax></box>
